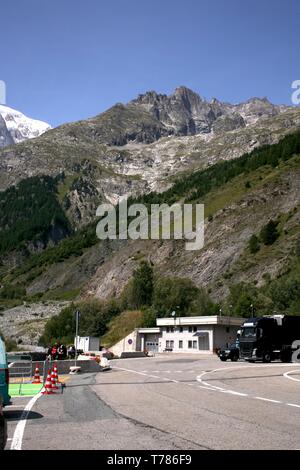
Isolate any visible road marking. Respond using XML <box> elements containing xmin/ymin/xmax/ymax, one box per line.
<box><xmin>10</xmin><ymin>391</ymin><xmax>43</xmax><ymax>451</ymax></box>
<box><xmin>113</xmin><ymin>363</ymin><xmax>300</xmax><ymax>410</ymax></box>
<box><xmin>198</xmin><ymin>385</ymin><xmax>217</xmax><ymax>391</ymax></box>
<box><xmin>254</xmin><ymin>397</ymin><xmax>282</xmax><ymax>404</ymax></box>
<box><xmin>221</xmin><ymin>390</ymin><xmax>248</xmax><ymax>397</ymax></box>
<box><xmin>283</xmin><ymin>370</ymin><xmax>300</xmax><ymax>383</ymax></box>
<box><xmin>198</xmin><ymin>365</ymin><xmax>300</xmax><ymax>410</ymax></box>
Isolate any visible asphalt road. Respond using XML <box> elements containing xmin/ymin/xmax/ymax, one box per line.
<box><xmin>4</xmin><ymin>355</ymin><xmax>300</xmax><ymax>450</ymax></box>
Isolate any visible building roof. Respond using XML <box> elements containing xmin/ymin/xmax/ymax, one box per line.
<box><xmin>136</xmin><ymin>327</ymin><xmax>160</xmax><ymax>334</ymax></box>
<box><xmin>156</xmin><ymin>315</ymin><xmax>244</xmax><ymax>327</ymax></box>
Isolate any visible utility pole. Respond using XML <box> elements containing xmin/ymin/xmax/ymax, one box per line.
<box><xmin>74</xmin><ymin>309</ymin><xmax>80</xmax><ymax>367</ymax></box>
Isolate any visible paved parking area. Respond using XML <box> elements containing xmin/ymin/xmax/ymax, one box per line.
<box><xmin>4</xmin><ymin>355</ymin><xmax>300</xmax><ymax>450</ymax></box>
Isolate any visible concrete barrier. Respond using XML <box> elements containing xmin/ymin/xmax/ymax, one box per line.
<box><xmin>120</xmin><ymin>352</ymin><xmax>147</xmax><ymax>359</ymax></box>
<box><xmin>31</xmin><ymin>359</ymin><xmax>102</xmax><ymax>376</ymax></box>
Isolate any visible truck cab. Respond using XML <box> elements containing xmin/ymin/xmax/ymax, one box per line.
<box><xmin>239</xmin><ymin>315</ymin><xmax>300</xmax><ymax>363</ymax></box>
<box><xmin>239</xmin><ymin>317</ymin><xmax>280</xmax><ymax>362</ymax></box>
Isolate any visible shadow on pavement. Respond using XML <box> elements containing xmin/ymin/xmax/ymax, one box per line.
<box><xmin>4</xmin><ymin>410</ymin><xmax>43</xmax><ymax>421</ymax></box>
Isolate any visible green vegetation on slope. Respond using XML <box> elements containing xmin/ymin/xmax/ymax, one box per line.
<box><xmin>101</xmin><ymin>310</ymin><xmax>145</xmax><ymax>348</ymax></box>
<box><xmin>0</xmin><ymin>175</ymin><xmax>71</xmax><ymax>255</ymax></box>
<box><xmin>129</xmin><ymin>130</ymin><xmax>300</xmax><ymax>205</ymax></box>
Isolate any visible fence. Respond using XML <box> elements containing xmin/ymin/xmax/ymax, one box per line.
<box><xmin>8</xmin><ymin>359</ymin><xmax>34</xmax><ymax>396</ymax></box>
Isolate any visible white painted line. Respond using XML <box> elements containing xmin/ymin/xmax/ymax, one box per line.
<box><xmin>220</xmin><ymin>390</ymin><xmax>248</xmax><ymax>397</ymax></box>
<box><xmin>254</xmin><ymin>397</ymin><xmax>282</xmax><ymax>404</ymax></box>
<box><xmin>198</xmin><ymin>385</ymin><xmax>218</xmax><ymax>391</ymax></box>
<box><xmin>283</xmin><ymin>370</ymin><xmax>300</xmax><ymax>383</ymax></box>
<box><xmin>10</xmin><ymin>391</ymin><xmax>43</xmax><ymax>450</ymax></box>
<box><xmin>197</xmin><ymin>365</ymin><xmax>300</xmax><ymax>410</ymax></box>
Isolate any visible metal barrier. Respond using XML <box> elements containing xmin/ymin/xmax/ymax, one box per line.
<box><xmin>8</xmin><ymin>359</ymin><xmax>33</xmax><ymax>395</ymax></box>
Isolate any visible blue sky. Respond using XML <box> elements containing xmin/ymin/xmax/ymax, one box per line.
<box><xmin>1</xmin><ymin>0</ymin><xmax>299</xmax><ymax>127</ymax></box>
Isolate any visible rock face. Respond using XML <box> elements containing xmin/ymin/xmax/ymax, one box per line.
<box><xmin>0</xmin><ymin>302</ymin><xmax>69</xmax><ymax>347</ymax></box>
<box><xmin>0</xmin><ymin>87</ymin><xmax>298</xmax><ymax>230</ymax></box>
<box><xmin>0</xmin><ymin>114</ymin><xmax>13</xmax><ymax>147</ymax></box>
<box><xmin>0</xmin><ymin>104</ymin><xmax>51</xmax><ymax>148</ymax></box>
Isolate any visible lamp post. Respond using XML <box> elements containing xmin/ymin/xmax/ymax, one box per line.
<box><xmin>74</xmin><ymin>309</ymin><xmax>80</xmax><ymax>367</ymax></box>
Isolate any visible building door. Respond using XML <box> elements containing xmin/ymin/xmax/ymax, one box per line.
<box><xmin>146</xmin><ymin>341</ymin><xmax>159</xmax><ymax>353</ymax></box>
<box><xmin>198</xmin><ymin>332</ymin><xmax>209</xmax><ymax>350</ymax></box>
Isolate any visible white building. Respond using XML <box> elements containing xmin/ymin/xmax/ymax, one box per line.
<box><xmin>75</xmin><ymin>336</ymin><xmax>99</xmax><ymax>352</ymax></box>
<box><xmin>110</xmin><ymin>316</ymin><xmax>244</xmax><ymax>356</ymax></box>
<box><xmin>136</xmin><ymin>315</ymin><xmax>245</xmax><ymax>353</ymax></box>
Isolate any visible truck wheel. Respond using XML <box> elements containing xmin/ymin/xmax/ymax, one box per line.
<box><xmin>220</xmin><ymin>357</ymin><xmax>227</xmax><ymax>362</ymax></box>
<box><xmin>262</xmin><ymin>352</ymin><xmax>271</xmax><ymax>363</ymax></box>
<box><xmin>231</xmin><ymin>355</ymin><xmax>239</xmax><ymax>362</ymax></box>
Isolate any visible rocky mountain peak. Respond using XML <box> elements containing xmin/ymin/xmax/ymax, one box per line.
<box><xmin>0</xmin><ymin>104</ymin><xmax>51</xmax><ymax>148</ymax></box>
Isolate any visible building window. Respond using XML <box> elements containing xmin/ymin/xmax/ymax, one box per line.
<box><xmin>193</xmin><ymin>340</ymin><xmax>198</xmax><ymax>349</ymax></box>
<box><xmin>166</xmin><ymin>340</ymin><xmax>174</xmax><ymax>349</ymax></box>
<box><xmin>167</xmin><ymin>326</ymin><xmax>174</xmax><ymax>333</ymax></box>
<box><xmin>179</xmin><ymin>340</ymin><xmax>183</xmax><ymax>349</ymax></box>
<box><xmin>179</xmin><ymin>326</ymin><xmax>183</xmax><ymax>333</ymax></box>
<box><xmin>188</xmin><ymin>340</ymin><xmax>193</xmax><ymax>348</ymax></box>
<box><xmin>188</xmin><ymin>326</ymin><xmax>197</xmax><ymax>333</ymax></box>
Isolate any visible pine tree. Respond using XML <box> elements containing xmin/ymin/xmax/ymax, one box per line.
<box><xmin>131</xmin><ymin>261</ymin><xmax>154</xmax><ymax>308</ymax></box>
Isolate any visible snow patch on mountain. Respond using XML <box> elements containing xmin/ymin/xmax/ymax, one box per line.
<box><xmin>0</xmin><ymin>104</ymin><xmax>51</xmax><ymax>144</ymax></box>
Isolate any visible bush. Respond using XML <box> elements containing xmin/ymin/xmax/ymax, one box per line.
<box><xmin>249</xmin><ymin>234</ymin><xmax>260</xmax><ymax>254</ymax></box>
<box><xmin>153</xmin><ymin>277</ymin><xmax>199</xmax><ymax>317</ymax></box>
<box><xmin>260</xmin><ymin>220</ymin><xmax>279</xmax><ymax>246</ymax></box>
<box><xmin>0</xmin><ymin>284</ymin><xmax>26</xmax><ymax>300</ymax></box>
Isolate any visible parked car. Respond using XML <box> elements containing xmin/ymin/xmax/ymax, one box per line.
<box><xmin>218</xmin><ymin>342</ymin><xmax>240</xmax><ymax>362</ymax></box>
<box><xmin>0</xmin><ymin>337</ymin><xmax>11</xmax><ymax>406</ymax></box>
<box><xmin>0</xmin><ymin>395</ymin><xmax>7</xmax><ymax>450</ymax></box>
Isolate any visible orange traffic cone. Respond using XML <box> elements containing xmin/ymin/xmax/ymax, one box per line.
<box><xmin>51</xmin><ymin>368</ymin><xmax>59</xmax><ymax>390</ymax></box>
<box><xmin>32</xmin><ymin>363</ymin><xmax>41</xmax><ymax>384</ymax></box>
<box><xmin>42</xmin><ymin>370</ymin><xmax>54</xmax><ymax>395</ymax></box>
<box><xmin>53</xmin><ymin>363</ymin><xmax>60</xmax><ymax>384</ymax></box>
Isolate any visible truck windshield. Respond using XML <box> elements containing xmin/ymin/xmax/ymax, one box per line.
<box><xmin>241</xmin><ymin>327</ymin><xmax>257</xmax><ymax>338</ymax></box>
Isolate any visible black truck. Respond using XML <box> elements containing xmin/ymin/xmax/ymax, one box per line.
<box><xmin>239</xmin><ymin>315</ymin><xmax>300</xmax><ymax>363</ymax></box>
